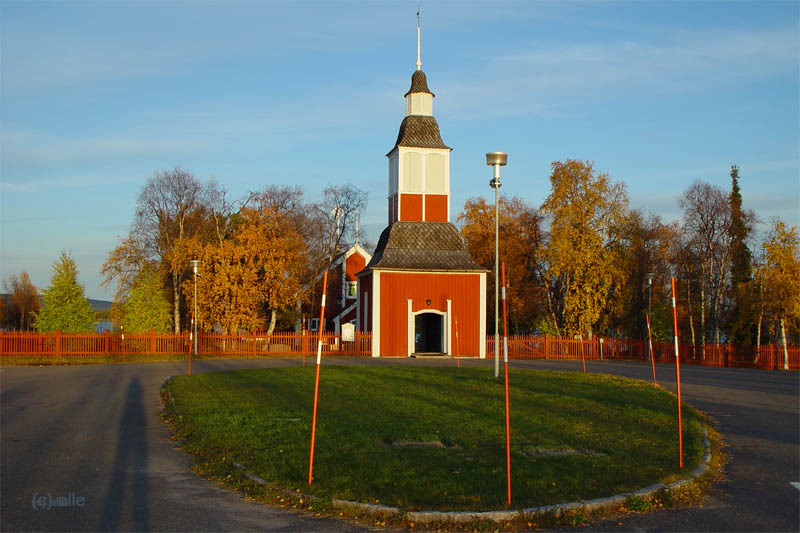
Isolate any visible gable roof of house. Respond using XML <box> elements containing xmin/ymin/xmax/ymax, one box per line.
<box><xmin>360</xmin><ymin>221</ymin><xmax>486</xmax><ymax>273</ymax></box>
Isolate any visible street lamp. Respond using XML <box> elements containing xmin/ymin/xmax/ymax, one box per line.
<box><xmin>645</xmin><ymin>272</ymin><xmax>654</xmax><ymax>361</ymax></box>
<box><xmin>189</xmin><ymin>259</ymin><xmax>201</xmax><ymax>358</ymax></box>
<box><xmin>487</xmin><ymin>151</ymin><xmax>507</xmax><ymax>378</ymax></box>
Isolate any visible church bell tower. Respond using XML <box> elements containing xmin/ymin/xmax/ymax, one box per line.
<box><xmin>386</xmin><ymin>19</ymin><xmax>452</xmax><ymax>225</ymax></box>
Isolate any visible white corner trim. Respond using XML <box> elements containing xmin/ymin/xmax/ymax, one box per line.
<box><xmin>372</xmin><ymin>273</ymin><xmax>381</xmax><ymax>357</ymax></box>
<box><xmin>407</xmin><ymin>299</ymin><xmax>414</xmax><ymax>357</ymax></box>
<box><xmin>479</xmin><ymin>272</ymin><xmax>487</xmax><ymax>359</ymax></box>
<box><xmin>446</xmin><ymin>299</ymin><xmax>452</xmax><ymax>355</ymax></box>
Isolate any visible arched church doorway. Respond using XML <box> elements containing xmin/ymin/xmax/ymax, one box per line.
<box><xmin>414</xmin><ymin>312</ymin><xmax>443</xmax><ymax>353</ymax></box>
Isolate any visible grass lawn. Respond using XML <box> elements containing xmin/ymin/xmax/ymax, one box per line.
<box><xmin>162</xmin><ymin>365</ymin><xmax>706</xmax><ymax>512</ymax></box>
<box><xmin>0</xmin><ymin>353</ymin><xmax>189</xmax><ymax>365</ymax></box>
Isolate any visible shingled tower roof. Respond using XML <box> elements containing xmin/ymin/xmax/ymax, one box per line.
<box><xmin>363</xmin><ymin>222</ymin><xmax>487</xmax><ymax>272</ymax></box>
<box><xmin>388</xmin><ymin>69</ymin><xmax>451</xmax><ymax>154</ymax></box>
<box><xmin>390</xmin><ymin>115</ymin><xmax>451</xmax><ymax>152</ymax></box>
<box><xmin>404</xmin><ymin>70</ymin><xmax>434</xmax><ymax>97</ymax></box>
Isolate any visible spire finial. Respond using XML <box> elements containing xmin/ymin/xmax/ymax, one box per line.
<box><xmin>416</xmin><ymin>8</ymin><xmax>421</xmax><ymax>71</ymax></box>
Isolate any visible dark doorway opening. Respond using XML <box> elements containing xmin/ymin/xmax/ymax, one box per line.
<box><xmin>415</xmin><ymin>313</ymin><xmax>444</xmax><ymax>354</ymax></box>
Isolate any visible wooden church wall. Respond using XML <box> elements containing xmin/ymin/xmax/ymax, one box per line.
<box><xmin>378</xmin><ymin>272</ymin><xmax>481</xmax><ymax>357</ymax></box>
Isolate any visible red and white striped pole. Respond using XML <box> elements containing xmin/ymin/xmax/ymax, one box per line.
<box><xmin>671</xmin><ymin>276</ymin><xmax>684</xmax><ymax>469</ymax></box>
<box><xmin>646</xmin><ymin>314</ymin><xmax>656</xmax><ymax>387</ymax></box>
<box><xmin>455</xmin><ymin>318</ymin><xmax>461</xmax><ymax>368</ymax></box>
<box><xmin>308</xmin><ymin>271</ymin><xmax>328</xmax><ymax>486</ymax></box>
<box><xmin>188</xmin><ymin>315</ymin><xmax>193</xmax><ymax>375</ymax></box>
<box><xmin>501</xmin><ymin>262</ymin><xmax>512</xmax><ymax>506</ymax></box>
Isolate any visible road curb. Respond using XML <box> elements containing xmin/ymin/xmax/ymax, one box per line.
<box><xmin>232</xmin><ymin>427</ymin><xmax>712</xmax><ymax>525</ymax></box>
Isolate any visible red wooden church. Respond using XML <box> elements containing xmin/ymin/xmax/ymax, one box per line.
<box><xmin>356</xmin><ymin>31</ymin><xmax>487</xmax><ymax>358</ymax></box>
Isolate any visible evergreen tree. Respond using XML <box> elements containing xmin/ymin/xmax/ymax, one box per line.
<box><xmin>34</xmin><ymin>251</ymin><xmax>95</xmax><ymax>332</ymax></box>
<box><xmin>728</xmin><ymin>165</ymin><xmax>756</xmax><ymax>343</ymax></box>
<box><xmin>122</xmin><ymin>265</ymin><xmax>172</xmax><ymax>333</ymax></box>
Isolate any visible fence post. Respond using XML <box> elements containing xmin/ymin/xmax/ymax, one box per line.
<box><xmin>55</xmin><ymin>330</ymin><xmax>61</xmax><ymax>357</ymax></box>
<box><xmin>545</xmin><ymin>333</ymin><xmax>550</xmax><ymax>359</ymax></box>
<box><xmin>252</xmin><ymin>330</ymin><xmax>257</xmax><ymax>357</ymax></box>
<box><xmin>150</xmin><ymin>330</ymin><xmax>155</xmax><ymax>354</ymax></box>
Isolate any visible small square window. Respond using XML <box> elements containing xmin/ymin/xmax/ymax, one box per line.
<box><xmin>347</xmin><ymin>281</ymin><xmax>357</xmax><ymax>298</ymax></box>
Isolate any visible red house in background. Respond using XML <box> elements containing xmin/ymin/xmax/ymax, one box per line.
<box><xmin>356</xmin><ymin>40</ymin><xmax>487</xmax><ymax>358</ymax></box>
<box><xmin>307</xmin><ymin>243</ymin><xmax>371</xmax><ymax>334</ymax></box>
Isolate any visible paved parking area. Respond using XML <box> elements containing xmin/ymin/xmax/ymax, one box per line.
<box><xmin>1</xmin><ymin>357</ymin><xmax>797</xmax><ymax>531</ymax></box>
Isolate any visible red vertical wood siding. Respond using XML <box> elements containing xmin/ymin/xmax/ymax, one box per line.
<box><xmin>399</xmin><ymin>193</ymin><xmax>423</xmax><ymax>221</ymax></box>
<box><xmin>378</xmin><ymin>272</ymin><xmax>481</xmax><ymax>357</ymax></box>
<box><xmin>345</xmin><ymin>253</ymin><xmax>366</xmax><ymax>282</ymax></box>
<box><xmin>424</xmin><ymin>194</ymin><xmax>448</xmax><ymax>222</ymax></box>
<box><xmin>358</xmin><ymin>273</ymin><xmax>372</xmax><ymax>331</ymax></box>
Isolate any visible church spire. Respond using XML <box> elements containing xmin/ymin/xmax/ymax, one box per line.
<box><xmin>416</xmin><ymin>9</ymin><xmax>421</xmax><ymax>71</ymax></box>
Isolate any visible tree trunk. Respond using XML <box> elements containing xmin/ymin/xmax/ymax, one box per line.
<box><xmin>781</xmin><ymin>317</ymin><xmax>789</xmax><ymax>370</ymax></box>
<box><xmin>756</xmin><ymin>312</ymin><xmax>762</xmax><ymax>350</ymax></box>
<box><xmin>266</xmin><ymin>309</ymin><xmax>277</xmax><ymax>336</ymax></box>
<box><xmin>687</xmin><ymin>278</ymin><xmax>696</xmax><ymax>356</ymax></box>
<box><xmin>700</xmin><ymin>281</ymin><xmax>706</xmax><ymax>360</ymax></box>
<box><xmin>172</xmin><ymin>272</ymin><xmax>181</xmax><ymax>334</ymax></box>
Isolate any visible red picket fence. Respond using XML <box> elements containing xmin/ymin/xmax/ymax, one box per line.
<box><xmin>1</xmin><ymin>330</ymin><xmax>796</xmax><ymax>370</ymax></box>
<box><xmin>485</xmin><ymin>334</ymin><xmax>799</xmax><ymax>370</ymax></box>
<box><xmin>0</xmin><ymin>330</ymin><xmax>372</xmax><ymax>358</ymax></box>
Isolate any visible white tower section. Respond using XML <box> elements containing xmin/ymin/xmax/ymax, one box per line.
<box><xmin>386</xmin><ymin>23</ymin><xmax>452</xmax><ymax>225</ymax></box>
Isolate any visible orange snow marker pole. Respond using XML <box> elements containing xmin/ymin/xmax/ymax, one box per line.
<box><xmin>646</xmin><ymin>313</ymin><xmax>657</xmax><ymax>387</ymax></box>
<box><xmin>501</xmin><ymin>263</ymin><xmax>512</xmax><ymax>506</ymax></box>
<box><xmin>671</xmin><ymin>277</ymin><xmax>684</xmax><ymax>469</ymax></box>
<box><xmin>455</xmin><ymin>318</ymin><xmax>461</xmax><ymax>368</ymax></box>
<box><xmin>580</xmin><ymin>334</ymin><xmax>586</xmax><ymax>373</ymax></box>
<box><xmin>308</xmin><ymin>271</ymin><xmax>328</xmax><ymax>486</ymax></box>
<box><xmin>188</xmin><ymin>315</ymin><xmax>193</xmax><ymax>375</ymax></box>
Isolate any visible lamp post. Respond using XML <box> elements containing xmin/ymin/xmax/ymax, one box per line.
<box><xmin>486</xmin><ymin>151</ymin><xmax>507</xmax><ymax>378</ymax></box>
<box><xmin>189</xmin><ymin>260</ymin><xmax>201</xmax><ymax>358</ymax></box>
<box><xmin>645</xmin><ymin>272</ymin><xmax>654</xmax><ymax>360</ymax></box>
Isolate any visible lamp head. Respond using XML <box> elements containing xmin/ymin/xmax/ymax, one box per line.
<box><xmin>189</xmin><ymin>259</ymin><xmax>201</xmax><ymax>273</ymax></box>
<box><xmin>485</xmin><ymin>152</ymin><xmax>508</xmax><ymax>167</ymax></box>
<box><xmin>645</xmin><ymin>272</ymin><xmax>654</xmax><ymax>284</ymax></box>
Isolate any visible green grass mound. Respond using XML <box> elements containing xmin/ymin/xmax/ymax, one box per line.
<box><xmin>162</xmin><ymin>365</ymin><xmax>705</xmax><ymax>511</ymax></box>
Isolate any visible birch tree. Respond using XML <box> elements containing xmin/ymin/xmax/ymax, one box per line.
<box><xmin>2</xmin><ymin>271</ymin><xmax>40</xmax><ymax>331</ymax></box>
<box><xmin>756</xmin><ymin>220</ymin><xmax>800</xmax><ymax>369</ymax></box>
<box><xmin>459</xmin><ymin>195</ymin><xmax>545</xmax><ymax>333</ymax></box>
<box><xmin>679</xmin><ymin>181</ymin><xmax>734</xmax><ymax>347</ymax></box>
<box><xmin>541</xmin><ymin>160</ymin><xmax>628</xmax><ymax>338</ymax></box>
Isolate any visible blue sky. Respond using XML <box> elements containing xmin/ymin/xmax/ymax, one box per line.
<box><xmin>2</xmin><ymin>1</ymin><xmax>798</xmax><ymax>300</ymax></box>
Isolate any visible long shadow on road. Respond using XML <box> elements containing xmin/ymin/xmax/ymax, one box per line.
<box><xmin>98</xmin><ymin>377</ymin><xmax>149</xmax><ymax>531</ymax></box>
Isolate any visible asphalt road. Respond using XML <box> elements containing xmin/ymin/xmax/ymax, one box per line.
<box><xmin>0</xmin><ymin>359</ymin><xmax>365</xmax><ymax>532</ymax></box>
<box><xmin>1</xmin><ymin>357</ymin><xmax>797</xmax><ymax>532</ymax></box>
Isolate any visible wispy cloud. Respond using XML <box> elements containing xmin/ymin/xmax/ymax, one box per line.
<box><xmin>438</xmin><ymin>26</ymin><xmax>798</xmax><ymax>119</ymax></box>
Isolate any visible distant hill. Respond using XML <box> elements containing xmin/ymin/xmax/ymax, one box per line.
<box><xmin>87</xmin><ymin>299</ymin><xmax>113</xmax><ymax>311</ymax></box>
<box><xmin>0</xmin><ymin>294</ymin><xmax>113</xmax><ymax>312</ymax></box>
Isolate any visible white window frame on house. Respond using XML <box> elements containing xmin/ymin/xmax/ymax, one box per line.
<box><xmin>347</xmin><ymin>281</ymin><xmax>357</xmax><ymax>298</ymax></box>
<box><xmin>309</xmin><ymin>318</ymin><xmax>320</xmax><ymax>332</ymax></box>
